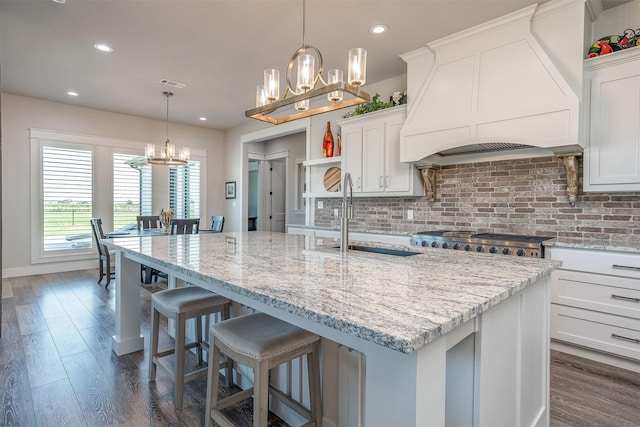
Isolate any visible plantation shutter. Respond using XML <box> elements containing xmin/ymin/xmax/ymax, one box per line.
<box><xmin>140</xmin><ymin>165</ymin><xmax>152</xmax><ymax>216</ymax></box>
<box><xmin>169</xmin><ymin>160</ymin><xmax>200</xmax><ymax>219</ymax></box>
<box><xmin>42</xmin><ymin>145</ymin><xmax>93</xmax><ymax>251</ymax></box>
<box><xmin>113</xmin><ymin>153</ymin><xmax>145</xmax><ymax>229</ymax></box>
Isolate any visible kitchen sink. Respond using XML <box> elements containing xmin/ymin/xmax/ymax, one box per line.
<box><xmin>334</xmin><ymin>245</ymin><xmax>420</xmax><ymax>257</ymax></box>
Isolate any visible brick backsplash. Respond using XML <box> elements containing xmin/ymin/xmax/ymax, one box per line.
<box><xmin>314</xmin><ymin>156</ymin><xmax>640</xmax><ymax>247</ymax></box>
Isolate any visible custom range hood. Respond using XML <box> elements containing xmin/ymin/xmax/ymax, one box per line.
<box><xmin>400</xmin><ymin>1</ymin><xmax>584</xmax><ymax>167</ymax></box>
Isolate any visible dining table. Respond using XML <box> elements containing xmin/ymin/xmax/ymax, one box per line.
<box><xmin>105</xmin><ymin>226</ymin><xmax>218</xmax><ymax>283</ymax></box>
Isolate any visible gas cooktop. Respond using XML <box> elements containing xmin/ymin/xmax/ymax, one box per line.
<box><xmin>411</xmin><ymin>230</ymin><xmax>553</xmax><ymax>258</ymax></box>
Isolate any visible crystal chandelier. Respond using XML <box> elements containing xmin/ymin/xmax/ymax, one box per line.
<box><xmin>245</xmin><ymin>0</ymin><xmax>370</xmax><ymax>125</ymax></box>
<box><xmin>146</xmin><ymin>92</ymin><xmax>190</xmax><ymax>166</ymax></box>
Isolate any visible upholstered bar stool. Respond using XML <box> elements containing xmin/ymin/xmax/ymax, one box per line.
<box><xmin>149</xmin><ymin>285</ymin><xmax>231</xmax><ymax>410</ymax></box>
<box><xmin>205</xmin><ymin>312</ymin><xmax>322</xmax><ymax>427</ymax></box>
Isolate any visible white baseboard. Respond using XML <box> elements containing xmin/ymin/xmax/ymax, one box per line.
<box><xmin>551</xmin><ymin>340</ymin><xmax>640</xmax><ymax>373</ymax></box>
<box><xmin>2</xmin><ymin>259</ymin><xmax>97</xmax><ymax>279</ymax></box>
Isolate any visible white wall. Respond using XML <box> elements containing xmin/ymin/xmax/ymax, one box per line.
<box><xmin>590</xmin><ymin>0</ymin><xmax>640</xmax><ymax>42</ymax></box>
<box><xmin>1</xmin><ymin>92</ymin><xmax>225</xmax><ymax>277</ymax></box>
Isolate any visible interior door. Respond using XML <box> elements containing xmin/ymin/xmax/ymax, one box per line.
<box><xmin>269</xmin><ymin>158</ymin><xmax>286</xmax><ymax>233</ymax></box>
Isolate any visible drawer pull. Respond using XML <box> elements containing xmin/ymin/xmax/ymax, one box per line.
<box><xmin>611</xmin><ymin>294</ymin><xmax>640</xmax><ymax>303</ymax></box>
<box><xmin>612</xmin><ymin>264</ymin><xmax>640</xmax><ymax>272</ymax></box>
<box><xmin>611</xmin><ymin>333</ymin><xmax>640</xmax><ymax>344</ymax></box>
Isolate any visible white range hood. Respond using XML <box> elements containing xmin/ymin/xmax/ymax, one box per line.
<box><xmin>400</xmin><ymin>0</ymin><xmax>584</xmax><ymax>166</ymax></box>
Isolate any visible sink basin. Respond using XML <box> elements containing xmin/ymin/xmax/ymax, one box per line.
<box><xmin>335</xmin><ymin>245</ymin><xmax>420</xmax><ymax>257</ymax></box>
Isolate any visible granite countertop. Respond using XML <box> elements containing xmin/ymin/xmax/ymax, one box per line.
<box><xmin>544</xmin><ymin>237</ymin><xmax>640</xmax><ymax>254</ymax></box>
<box><xmin>106</xmin><ymin>231</ymin><xmax>560</xmax><ymax>354</ymax></box>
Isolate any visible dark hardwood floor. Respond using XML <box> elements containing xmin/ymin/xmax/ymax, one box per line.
<box><xmin>1</xmin><ymin>270</ymin><xmax>639</xmax><ymax>427</ymax></box>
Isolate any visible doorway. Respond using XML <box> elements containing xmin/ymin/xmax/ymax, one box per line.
<box><xmin>247</xmin><ymin>154</ymin><xmax>288</xmax><ymax>232</ymax></box>
<box><xmin>240</xmin><ymin>119</ymin><xmax>310</xmax><ymax>233</ymax></box>
<box><xmin>246</xmin><ymin>131</ymin><xmax>306</xmax><ymax>232</ymax></box>
<box><xmin>268</xmin><ymin>158</ymin><xmax>286</xmax><ymax>233</ymax></box>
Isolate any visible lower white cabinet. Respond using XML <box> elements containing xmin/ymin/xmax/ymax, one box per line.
<box><xmin>548</xmin><ymin>246</ymin><xmax>640</xmax><ymax>371</ymax></box>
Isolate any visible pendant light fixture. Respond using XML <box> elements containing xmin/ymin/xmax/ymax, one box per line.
<box><xmin>245</xmin><ymin>0</ymin><xmax>370</xmax><ymax>125</ymax></box>
<box><xmin>146</xmin><ymin>91</ymin><xmax>190</xmax><ymax>166</ymax></box>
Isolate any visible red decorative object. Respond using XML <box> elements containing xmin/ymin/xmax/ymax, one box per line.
<box><xmin>323</xmin><ymin>121</ymin><xmax>334</xmax><ymax>158</ymax></box>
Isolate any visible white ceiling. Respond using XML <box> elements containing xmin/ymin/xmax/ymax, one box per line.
<box><xmin>0</xmin><ymin>0</ymin><xmax>630</xmax><ymax>130</ymax></box>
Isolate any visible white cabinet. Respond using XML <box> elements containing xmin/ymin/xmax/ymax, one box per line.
<box><xmin>338</xmin><ymin>105</ymin><xmax>422</xmax><ymax>196</ymax></box>
<box><xmin>548</xmin><ymin>246</ymin><xmax>640</xmax><ymax>372</ymax></box>
<box><xmin>584</xmin><ymin>48</ymin><xmax>640</xmax><ymax>192</ymax></box>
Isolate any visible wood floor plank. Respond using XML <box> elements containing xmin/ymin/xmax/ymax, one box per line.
<box><xmin>36</xmin><ymin>291</ymin><xmax>68</xmax><ymax>320</ymax></box>
<box><xmin>49</xmin><ymin>323</ymin><xmax>92</xmax><ymax>357</ymax></box>
<box><xmin>31</xmin><ymin>379</ymin><xmax>87</xmax><ymax>427</ymax></box>
<box><xmin>61</xmin><ymin>351</ymin><xmax>109</xmax><ymax>381</ymax></box>
<box><xmin>550</xmin><ymin>350</ymin><xmax>640</xmax><ymax>427</ymax></box>
<box><xmin>2</xmin><ymin>277</ymin><xmax>14</xmax><ymax>299</ymax></box>
<box><xmin>0</xmin><ymin>299</ymin><xmax>38</xmax><ymax>427</ymax></box>
<box><xmin>21</xmin><ymin>330</ymin><xmax>69</xmax><ymax>388</ymax></box>
<box><xmin>15</xmin><ymin>303</ymin><xmax>48</xmax><ymax>336</ymax></box>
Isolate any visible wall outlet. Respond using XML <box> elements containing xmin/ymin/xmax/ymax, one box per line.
<box><xmin>334</xmin><ymin>208</ymin><xmax>339</xmax><ymax>217</ymax></box>
<box><xmin>407</xmin><ymin>209</ymin><xmax>414</xmax><ymax>220</ymax></box>
<box><xmin>317</xmin><ymin>200</ymin><xmax>323</xmax><ymax>209</ymax></box>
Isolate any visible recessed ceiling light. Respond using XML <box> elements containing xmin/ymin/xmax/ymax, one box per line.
<box><xmin>93</xmin><ymin>43</ymin><xmax>114</xmax><ymax>53</ymax></box>
<box><xmin>51</xmin><ymin>0</ymin><xmax>65</xmax><ymax>3</ymax></box>
<box><xmin>369</xmin><ymin>24</ymin><xmax>388</xmax><ymax>35</ymax></box>
<box><xmin>67</xmin><ymin>91</ymin><xmax>79</xmax><ymax>96</ymax></box>
<box><xmin>199</xmin><ymin>117</ymin><xmax>207</xmax><ymax>121</ymax></box>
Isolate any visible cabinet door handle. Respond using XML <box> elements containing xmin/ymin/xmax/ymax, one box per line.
<box><xmin>612</xmin><ymin>264</ymin><xmax>640</xmax><ymax>272</ymax></box>
<box><xmin>357</xmin><ymin>177</ymin><xmax>361</xmax><ymax>190</ymax></box>
<box><xmin>379</xmin><ymin>176</ymin><xmax>383</xmax><ymax>188</ymax></box>
<box><xmin>611</xmin><ymin>294</ymin><xmax>640</xmax><ymax>303</ymax></box>
<box><xmin>611</xmin><ymin>333</ymin><xmax>640</xmax><ymax>344</ymax></box>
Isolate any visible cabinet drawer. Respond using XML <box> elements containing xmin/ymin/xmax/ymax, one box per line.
<box><xmin>551</xmin><ymin>305</ymin><xmax>640</xmax><ymax>361</ymax></box>
<box><xmin>552</xmin><ymin>270</ymin><xmax>640</xmax><ymax>319</ymax></box>
<box><xmin>547</xmin><ymin>247</ymin><xmax>640</xmax><ymax>279</ymax></box>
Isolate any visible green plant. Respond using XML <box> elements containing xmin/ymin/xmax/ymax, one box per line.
<box><xmin>343</xmin><ymin>93</ymin><xmax>393</xmax><ymax>118</ymax></box>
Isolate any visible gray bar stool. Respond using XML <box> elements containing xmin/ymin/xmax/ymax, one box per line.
<box><xmin>149</xmin><ymin>285</ymin><xmax>230</xmax><ymax>410</ymax></box>
<box><xmin>205</xmin><ymin>312</ymin><xmax>322</xmax><ymax>427</ymax></box>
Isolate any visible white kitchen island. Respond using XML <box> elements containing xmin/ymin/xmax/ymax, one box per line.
<box><xmin>105</xmin><ymin>231</ymin><xmax>560</xmax><ymax>427</ymax></box>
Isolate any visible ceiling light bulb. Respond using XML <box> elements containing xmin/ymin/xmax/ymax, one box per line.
<box><xmin>67</xmin><ymin>91</ymin><xmax>79</xmax><ymax>96</ymax></box>
<box><xmin>199</xmin><ymin>117</ymin><xmax>207</xmax><ymax>121</ymax></box>
<box><xmin>369</xmin><ymin>24</ymin><xmax>388</xmax><ymax>35</ymax></box>
<box><xmin>93</xmin><ymin>43</ymin><xmax>114</xmax><ymax>53</ymax></box>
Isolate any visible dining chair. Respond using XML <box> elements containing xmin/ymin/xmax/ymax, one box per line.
<box><xmin>137</xmin><ymin>215</ymin><xmax>162</xmax><ymax>231</ymax></box>
<box><xmin>169</xmin><ymin>218</ymin><xmax>200</xmax><ymax>235</ymax></box>
<box><xmin>90</xmin><ymin>218</ymin><xmax>115</xmax><ymax>288</ymax></box>
<box><xmin>209</xmin><ymin>215</ymin><xmax>224</xmax><ymax>232</ymax></box>
<box><xmin>136</xmin><ymin>215</ymin><xmax>164</xmax><ymax>283</ymax></box>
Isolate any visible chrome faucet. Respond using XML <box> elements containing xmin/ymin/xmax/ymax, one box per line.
<box><xmin>340</xmin><ymin>172</ymin><xmax>353</xmax><ymax>252</ymax></box>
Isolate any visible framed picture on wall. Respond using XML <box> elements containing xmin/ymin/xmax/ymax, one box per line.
<box><xmin>225</xmin><ymin>181</ymin><xmax>236</xmax><ymax>199</ymax></box>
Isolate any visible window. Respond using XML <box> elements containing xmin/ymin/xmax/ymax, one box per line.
<box><xmin>30</xmin><ymin>129</ymin><xmax>206</xmax><ymax>264</ymax></box>
<box><xmin>169</xmin><ymin>160</ymin><xmax>200</xmax><ymax>219</ymax></box>
<box><xmin>41</xmin><ymin>145</ymin><xmax>93</xmax><ymax>251</ymax></box>
<box><xmin>113</xmin><ymin>153</ymin><xmax>153</xmax><ymax>229</ymax></box>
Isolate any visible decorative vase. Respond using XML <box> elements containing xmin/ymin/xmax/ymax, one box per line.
<box><xmin>323</xmin><ymin>121</ymin><xmax>334</xmax><ymax>158</ymax></box>
<box><xmin>337</xmin><ymin>133</ymin><xmax>341</xmax><ymax>156</ymax></box>
<box><xmin>160</xmin><ymin>209</ymin><xmax>174</xmax><ymax>232</ymax></box>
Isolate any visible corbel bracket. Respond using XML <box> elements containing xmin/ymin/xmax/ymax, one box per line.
<box><xmin>417</xmin><ymin>165</ymin><xmax>437</xmax><ymax>202</ymax></box>
<box><xmin>552</xmin><ymin>152</ymin><xmax>581</xmax><ymax>207</ymax></box>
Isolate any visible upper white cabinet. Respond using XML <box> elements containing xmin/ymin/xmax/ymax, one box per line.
<box><xmin>584</xmin><ymin>48</ymin><xmax>640</xmax><ymax>192</ymax></box>
<box><xmin>338</xmin><ymin>106</ymin><xmax>422</xmax><ymax>197</ymax></box>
